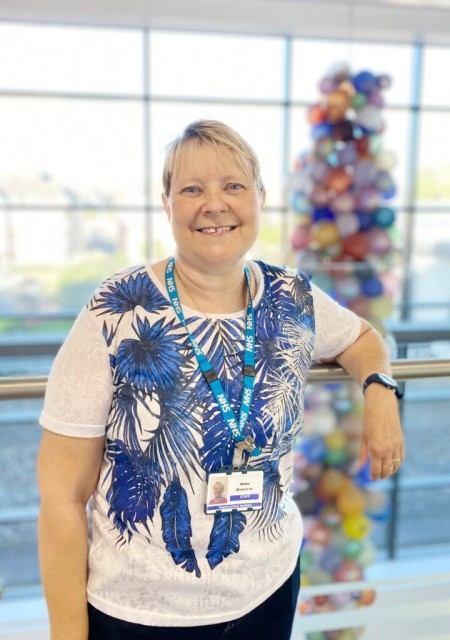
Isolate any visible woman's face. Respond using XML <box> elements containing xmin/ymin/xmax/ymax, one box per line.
<box><xmin>162</xmin><ymin>142</ymin><xmax>265</xmax><ymax>271</ymax></box>
<box><xmin>213</xmin><ymin>483</ymin><xmax>225</xmax><ymax>498</ymax></box>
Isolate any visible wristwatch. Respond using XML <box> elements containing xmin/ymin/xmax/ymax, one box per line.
<box><xmin>362</xmin><ymin>373</ymin><xmax>404</xmax><ymax>399</ymax></box>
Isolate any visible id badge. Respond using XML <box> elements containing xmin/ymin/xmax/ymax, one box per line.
<box><xmin>205</xmin><ymin>468</ymin><xmax>264</xmax><ymax>515</ymax></box>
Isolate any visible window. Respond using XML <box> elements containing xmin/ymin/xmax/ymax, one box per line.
<box><xmin>1</xmin><ymin>25</ymin><xmax>448</xmax><ymax>319</ymax></box>
<box><xmin>421</xmin><ymin>45</ymin><xmax>450</xmax><ymax>108</ymax></box>
<box><xmin>1</xmin><ymin>23</ymin><xmax>450</xmax><ymax>595</ymax></box>
<box><xmin>0</xmin><ymin>23</ymin><xmax>143</xmax><ymax>94</ymax></box>
<box><xmin>149</xmin><ymin>31</ymin><xmax>285</xmax><ymax>101</ymax></box>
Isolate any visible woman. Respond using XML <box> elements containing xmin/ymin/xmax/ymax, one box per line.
<box><xmin>209</xmin><ymin>481</ymin><xmax>228</xmax><ymax>505</ymax></box>
<box><xmin>38</xmin><ymin>120</ymin><xmax>404</xmax><ymax>640</ymax></box>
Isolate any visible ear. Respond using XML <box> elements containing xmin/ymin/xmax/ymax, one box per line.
<box><xmin>259</xmin><ymin>189</ymin><xmax>266</xmax><ymax>208</ymax></box>
<box><xmin>162</xmin><ymin>193</ymin><xmax>171</xmax><ymax>221</ymax></box>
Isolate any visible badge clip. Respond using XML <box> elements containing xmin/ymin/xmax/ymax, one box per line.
<box><xmin>236</xmin><ymin>435</ymin><xmax>256</xmax><ymax>453</ymax></box>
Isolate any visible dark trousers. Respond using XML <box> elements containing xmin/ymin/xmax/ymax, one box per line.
<box><xmin>88</xmin><ymin>560</ymin><xmax>300</xmax><ymax>640</ymax></box>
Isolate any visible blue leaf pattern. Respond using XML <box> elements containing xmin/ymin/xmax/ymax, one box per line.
<box><xmin>115</xmin><ymin>316</ymin><xmax>188</xmax><ymax>393</ymax></box>
<box><xmin>199</xmin><ymin>376</ymin><xmax>240</xmax><ymax>473</ymax></box>
<box><xmin>206</xmin><ymin>511</ymin><xmax>247</xmax><ymax>569</ymax></box>
<box><xmin>199</xmin><ymin>404</ymin><xmax>235</xmax><ymax>473</ymax></box>
<box><xmin>160</xmin><ymin>479</ymin><xmax>201</xmax><ymax>578</ymax></box>
<box><xmin>248</xmin><ymin>458</ymin><xmax>285</xmax><ymax>538</ymax></box>
<box><xmin>105</xmin><ymin>439</ymin><xmax>163</xmax><ymax>534</ymax></box>
<box><xmin>255</xmin><ymin>303</ymin><xmax>292</xmax><ymax>383</ymax></box>
<box><xmin>106</xmin><ymin>383</ymin><xmax>149</xmax><ymax>451</ymax></box>
<box><xmin>102</xmin><ymin>319</ymin><xmax>117</xmax><ymax>347</ymax></box>
<box><xmin>147</xmin><ymin>384</ymin><xmax>203</xmax><ymax>486</ymax></box>
<box><xmin>92</xmin><ymin>270</ymin><xmax>169</xmax><ymax>315</ymax></box>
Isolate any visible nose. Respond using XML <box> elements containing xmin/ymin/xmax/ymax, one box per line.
<box><xmin>201</xmin><ymin>188</ymin><xmax>229</xmax><ymax>215</ymax></box>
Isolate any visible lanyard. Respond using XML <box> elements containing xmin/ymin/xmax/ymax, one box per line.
<box><xmin>165</xmin><ymin>258</ymin><xmax>260</xmax><ymax>456</ymax></box>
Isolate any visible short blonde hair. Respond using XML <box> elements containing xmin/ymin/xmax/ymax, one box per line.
<box><xmin>162</xmin><ymin>120</ymin><xmax>265</xmax><ymax>196</ymax></box>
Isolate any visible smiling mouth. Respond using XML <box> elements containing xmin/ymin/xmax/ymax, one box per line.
<box><xmin>199</xmin><ymin>226</ymin><xmax>236</xmax><ymax>234</ymax></box>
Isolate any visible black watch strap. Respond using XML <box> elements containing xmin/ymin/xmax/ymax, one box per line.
<box><xmin>363</xmin><ymin>373</ymin><xmax>404</xmax><ymax>399</ymax></box>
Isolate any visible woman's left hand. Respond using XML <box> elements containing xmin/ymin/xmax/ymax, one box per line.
<box><xmin>360</xmin><ymin>384</ymin><xmax>405</xmax><ymax>481</ymax></box>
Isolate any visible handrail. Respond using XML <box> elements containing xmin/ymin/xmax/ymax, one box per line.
<box><xmin>308</xmin><ymin>358</ymin><xmax>450</xmax><ymax>382</ymax></box>
<box><xmin>0</xmin><ymin>376</ymin><xmax>48</xmax><ymax>399</ymax></box>
<box><xmin>1</xmin><ymin>358</ymin><xmax>450</xmax><ymax>400</ymax></box>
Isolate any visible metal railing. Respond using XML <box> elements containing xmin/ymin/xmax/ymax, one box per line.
<box><xmin>1</xmin><ymin>358</ymin><xmax>450</xmax><ymax>399</ymax></box>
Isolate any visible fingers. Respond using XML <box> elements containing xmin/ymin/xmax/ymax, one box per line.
<box><xmin>366</xmin><ymin>442</ymin><xmax>405</xmax><ymax>480</ymax></box>
<box><xmin>359</xmin><ymin>440</ymin><xmax>369</xmax><ymax>469</ymax></box>
<box><xmin>381</xmin><ymin>461</ymin><xmax>395</xmax><ymax>479</ymax></box>
<box><xmin>373</xmin><ymin>453</ymin><xmax>404</xmax><ymax>481</ymax></box>
<box><xmin>358</xmin><ymin>442</ymin><xmax>406</xmax><ymax>480</ymax></box>
<box><xmin>370</xmin><ymin>457</ymin><xmax>384</xmax><ymax>481</ymax></box>
<box><xmin>362</xmin><ymin>421</ymin><xmax>405</xmax><ymax>481</ymax></box>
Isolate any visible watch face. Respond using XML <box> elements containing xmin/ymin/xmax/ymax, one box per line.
<box><xmin>363</xmin><ymin>373</ymin><xmax>403</xmax><ymax>399</ymax></box>
<box><xmin>378</xmin><ymin>373</ymin><xmax>397</xmax><ymax>387</ymax></box>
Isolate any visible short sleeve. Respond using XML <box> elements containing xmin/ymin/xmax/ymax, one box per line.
<box><xmin>39</xmin><ymin>307</ymin><xmax>113</xmax><ymax>438</ymax></box>
<box><xmin>311</xmin><ymin>284</ymin><xmax>362</xmax><ymax>362</ymax></box>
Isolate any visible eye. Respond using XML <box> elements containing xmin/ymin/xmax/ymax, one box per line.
<box><xmin>226</xmin><ymin>183</ymin><xmax>245</xmax><ymax>192</ymax></box>
<box><xmin>181</xmin><ymin>185</ymin><xmax>200</xmax><ymax>194</ymax></box>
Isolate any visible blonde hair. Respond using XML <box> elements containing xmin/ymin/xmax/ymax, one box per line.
<box><xmin>162</xmin><ymin>120</ymin><xmax>265</xmax><ymax>196</ymax></box>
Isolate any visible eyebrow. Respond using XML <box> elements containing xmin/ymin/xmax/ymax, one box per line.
<box><xmin>175</xmin><ymin>173</ymin><xmax>249</xmax><ymax>185</ymax></box>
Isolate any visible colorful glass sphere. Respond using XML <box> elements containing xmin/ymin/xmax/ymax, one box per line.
<box><xmin>342</xmin><ymin>514</ymin><xmax>371</xmax><ymax>540</ymax></box>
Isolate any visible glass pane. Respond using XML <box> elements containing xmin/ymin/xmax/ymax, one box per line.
<box><xmin>0</xmin><ymin>405</ymin><xmax>42</xmax><ymax>591</ymax></box>
<box><xmin>0</xmin><ymin>23</ymin><xmax>143</xmax><ymax>94</ymax></box>
<box><xmin>149</xmin><ymin>31</ymin><xmax>285</xmax><ymax>100</ymax></box>
<box><xmin>381</xmin><ymin>109</ymin><xmax>410</xmax><ymax>208</ymax></box>
<box><xmin>151</xmin><ymin>210</ymin><xmax>176</xmax><ymax>262</ymax></box>
<box><xmin>390</xmin><ymin>209</ymin><xmax>408</xmax><ymax>321</ymax></box>
<box><xmin>287</xmin><ymin>106</ymin><xmax>310</xmax><ymax>172</ymax></box>
<box><xmin>0</xmin><ymin>97</ymin><xmax>145</xmax><ymax>206</ymax></box>
<box><xmin>410</xmin><ymin>211</ymin><xmax>450</xmax><ymax>322</ymax></box>
<box><xmin>402</xmin><ymin>379</ymin><xmax>450</xmax><ymax>477</ymax></box>
<box><xmin>0</xmin><ymin>210</ymin><xmax>147</xmax><ymax>318</ymax></box>
<box><xmin>292</xmin><ymin>39</ymin><xmax>413</xmax><ymax>106</ymax></box>
<box><xmin>422</xmin><ymin>46</ymin><xmax>450</xmax><ymax>108</ymax></box>
<box><xmin>150</xmin><ymin>102</ymin><xmax>284</xmax><ymax>207</ymax></box>
<box><xmin>0</xmin><ymin>520</ymin><xmax>40</xmax><ymax>590</ymax></box>
<box><xmin>416</xmin><ymin>112</ymin><xmax>450</xmax><ymax>206</ymax></box>
<box><xmin>398</xmin><ymin>485</ymin><xmax>450</xmax><ymax>549</ymax></box>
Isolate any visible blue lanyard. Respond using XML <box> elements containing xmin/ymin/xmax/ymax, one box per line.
<box><xmin>165</xmin><ymin>258</ymin><xmax>260</xmax><ymax>456</ymax></box>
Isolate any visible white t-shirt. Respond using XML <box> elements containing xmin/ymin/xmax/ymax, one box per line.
<box><xmin>40</xmin><ymin>261</ymin><xmax>361</xmax><ymax>626</ymax></box>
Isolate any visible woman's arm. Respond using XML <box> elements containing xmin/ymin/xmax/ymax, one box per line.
<box><xmin>37</xmin><ymin>430</ymin><xmax>104</xmax><ymax>640</ymax></box>
<box><xmin>334</xmin><ymin>318</ymin><xmax>405</xmax><ymax>481</ymax></box>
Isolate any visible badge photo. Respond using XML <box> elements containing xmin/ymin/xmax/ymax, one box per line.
<box><xmin>205</xmin><ymin>469</ymin><xmax>264</xmax><ymax>515</ymax></box>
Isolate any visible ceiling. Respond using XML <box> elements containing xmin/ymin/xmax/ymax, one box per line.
<box><xmin>1</xmin><ymin>0</ymin><xmax>450</xmax><ymax>44</ymax></box>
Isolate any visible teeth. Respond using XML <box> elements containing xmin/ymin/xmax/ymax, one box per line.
<box><xmin>200</xmin><ymin>226</ymin><xmax>233</xmax><ymax>234</ymax></box>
